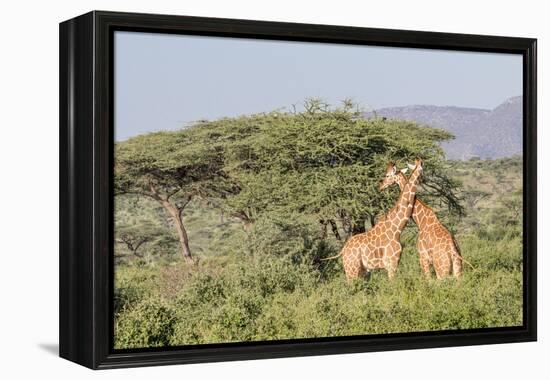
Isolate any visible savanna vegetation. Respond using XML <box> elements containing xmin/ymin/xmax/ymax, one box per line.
<box><xmin>113</xmin><ymin>100</ymin><xmax>523</xmax><ymax>349</ymax></box>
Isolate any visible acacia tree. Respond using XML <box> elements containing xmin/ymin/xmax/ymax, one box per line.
<box><xmin>115</xmin><ymin>99</ymin><xmax>465</xmax><ymax>263</ymax></box>
<box><xmin>115</xmin><ymin>129</ymin><xmax>238</xmax><ymax>262</ymax></box>
<box><xmin>206</xmin><ymin>99</ymin><xmax>464</xmax><ymax>239</ymax></box>
<box><xmin>114</xmin><ymin>196</ymin><xmax>175</xmax><ymax>261</ymax></box>
<box><xmin>116</xmin><ymin>225</ymin><xmax>153</xmax><ymax>258</ymax></box>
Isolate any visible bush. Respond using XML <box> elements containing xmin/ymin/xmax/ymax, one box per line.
<box><xmin>112</xmin><ymin>116</ymin><xmax>524</xmax><ymax>350</ymax></box>
<box><xmin>245</xmin><ymin>213</ymin><xmax>341</xmax><ymax>278</ymax></box>
<box><xmin>113</xmin><ymin>225</ymin><xmax>523</xmax><ymax>349</ymax></box>
<box><xmin>113</xmin><ymin>267</ymin><xmax>158</xmax><ymax>314</ymax></box>
<box><xmin>114</xmin><ymin>298</ymin><xmax>176</xmax><ymax>349</ymax></box>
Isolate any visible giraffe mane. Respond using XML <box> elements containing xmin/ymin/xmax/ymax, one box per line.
<box><xmin>415</xmin><ymin>198</ymin><xmax>434</xmax><ymax>211</ymax></box>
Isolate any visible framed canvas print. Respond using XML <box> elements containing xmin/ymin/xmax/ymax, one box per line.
<box><xmin>59</xmin><ymin>11</ymin><xmax>537</xmax><ymax>369</ymax></box>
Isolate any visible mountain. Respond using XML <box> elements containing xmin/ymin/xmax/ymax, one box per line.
<box><xmin>365</xmin><ymin>96</ymin><xmax>522</xmax><ymax>160</ymax></box>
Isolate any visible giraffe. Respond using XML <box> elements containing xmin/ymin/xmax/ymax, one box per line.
<box><xmin>380</xmin><ymin>164</ymin><xmax>464</xmax><ymax>279</ymax></box>
<box><xmin>323</xmin><ymin>158</ymin><xmax>423</xmax><ymax>280</ymax></box>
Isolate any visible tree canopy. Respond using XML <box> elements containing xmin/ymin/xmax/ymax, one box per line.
<box><xmin>115</xmin><ymin>100</ymin><xmax>464</xmax><ymax>253</ymax></box>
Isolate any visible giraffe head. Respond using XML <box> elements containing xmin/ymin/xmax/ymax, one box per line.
<box><xmin>407</xmin><ymin>158</ymin><xmax>424</xmax><ymax>179</ymax></box>
<box><xmin>379</xmin><ymin>162</ymin><xmax>409</xmax><ymax>190</ymax></box>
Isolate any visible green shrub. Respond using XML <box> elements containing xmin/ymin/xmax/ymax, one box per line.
<box><xmin>113</xmin><ymin>267</ymin><xmax>158</xmax><ymax>314</ymax></box>
<box><xmin>114</xmin><ymin>244</ymin><xmax>523</xmax><ymax>348</ymax></box>
<box><xmin>113</xmin><ymin>183</ymin><xmax>524</xmax><ymax>349</ymax></box>
<box><xmin>114</xmin><ymin>298</ymin><xmax>176</xmax><ymax>349</ymax></box>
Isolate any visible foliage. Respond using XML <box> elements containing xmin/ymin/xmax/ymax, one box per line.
<box><xmin>114</xmin><ymin>127</ymin><xmax>236</xmax><ymax>201</ymax></box>
<box><xmin>114</xmin><ymin>297</ymin><xmax>176</xmax><ymax>349</ymax></box>
<box><xmin>114</xmin><ymin>225</ymin><xmax>522</xmax><ymax>348</ymax></box>
<box><xmin>114</xmin><ymin>123</ymin><xmax>241</xmax><ymax>260</ymax></box>
<box><xmin>115</xmin><ymin>100</ymin><xmax>463</xmax><ymax>247</ymax></box>
<box><xmin>113</xmin><ymin>153</ymin><xmax>524</xmax><ymax>348</ymax></box>
<box><xmin>112</xmin><ymin>102</ymin><xmax>523</xmax><ymax>350</ymax></box>
<box><xmin>210</xmin><ymin>100</ymin><xmax>462</xmax><ymax>234</ymax></box>
<box><xmin>245</xmin><ymin>212</ymin><xmax>339</xmax><ymax>267</ymax></box>
<box><xmin>115</xmin><ymin>196</ymin><xmax>176</xmax><ymax>262</ymax></box>
<box><xmin>449</xmin><ymin>156</ymin><xmax>522</xmax><ymax>235</ymax></box>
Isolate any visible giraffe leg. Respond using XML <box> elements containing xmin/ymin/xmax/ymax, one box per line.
<box><xmin>432</xmin><ymin>251</ymin><xmax>443</xmax><ymax>279</ymax></box>
<box><xmin>433</xmin><ymin>247</ymin><xmax>451</xmax><ymax>280</ymax></box>
<box><xmin>417</xmin><ymin>240</ymin><xmax>431</xmax><ymax>279</ymax></box>
<box><xmin>360</xmin><ymin>252</ymin><xmax>373</xmax><ymax>281</ymax></box>
<box><xmin>450</xmin><ymin>241</ymin><xmax>463</xmax><ymax>278</ymax></box>
<box><xmin>363</xmin><ymin>270</ymin><xmax>372</xmax><ymax>281</ymax></box>
<box><xmin>342</xmin><ymin>249</ymin><xmax>364</xmax><ymax>280</ymax></box>
<box><xmin>384</xmin><ymin>243</ymin><xmax>401</xmax><ymax>280</ymax></box>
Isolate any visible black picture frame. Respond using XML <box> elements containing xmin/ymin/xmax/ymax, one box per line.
<box><xmin>59</xmin><ymin>10</ymin><xmax>537</xmax><ymax>370</ymax></box>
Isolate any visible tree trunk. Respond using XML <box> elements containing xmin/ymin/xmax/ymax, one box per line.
<box><xmin>161</xmin><ymin>201</ymin><xmax>194</xmax><ymax>262</ymax></box>
<box><xmin>368</xmin><ymin>213</ymin><xmax>376</xmax><ymax>228</ymax></box>
<box><xmin>329</xmin><ymin>219</ymin><xmax>341</xmax><ymax>241</ymax></box>
<box><xmin>319</xmin><ymin>220</ymin><xmax>328</xmax><ymax>239</ymax></box>
<box><xmin>231</xmin><ymin>210</ymin><xmax>254</xmax><ymax>232</ymax></box>
<box><xmin>132</xmin><ymin>247</ymin><xmax>143</xmax><ymax>258</ymax></box>
<box><xmin>339</xmin><ymin>212</ymin><xmax>352</xmax><ymax>239</ymax></box>
<box><xmin>173</xmin><ymin>213</ymin><xmax>193</xmax><ymax>262</ymax></box>
<box><xmin>352</xmin><ymin>218</ymin><xmax>366</xmax><ymax>235</ymax></box>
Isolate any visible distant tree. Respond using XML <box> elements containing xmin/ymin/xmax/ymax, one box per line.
<box><xmin>499</xmin><ymin>189</ymin><xmax>522</xmax><ymax>224</ymax></box>
<box><xmin>114</xmin><ymin>196</ymin><xmax>175</xmax><ymax>260</ymax></box>
<box><xmin>464</xmin><ymin>189</ymin><xmax>490</xmax><ymax>209</ymax></box>
<box><xmin>116</xmin><ymin>225</ymin><xmax>152</xmax><ymax>258</ymax></box>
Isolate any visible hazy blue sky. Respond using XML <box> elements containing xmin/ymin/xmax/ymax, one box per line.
<box><xmin>114</xmin><ymin>31</ymin><xmax>522</xmax><ymax>141</ymax></box>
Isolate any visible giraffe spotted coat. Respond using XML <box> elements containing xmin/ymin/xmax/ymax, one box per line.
<box><xmin>339</xmin><ymin>159</ymin><xmax>423</xmax><ymax>280</ymax></box>
<box><xmin>387</xmin><ymin>171</ymin><xmax>463</xmax><ymax>279</ymax></box>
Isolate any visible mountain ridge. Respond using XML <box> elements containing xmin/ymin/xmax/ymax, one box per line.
<box><xmin>365</xmin><ymin>96</ymin><xmax>522</xmax><ymax>160</ymax></box>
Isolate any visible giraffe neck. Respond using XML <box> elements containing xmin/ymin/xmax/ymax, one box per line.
<box><xmin>412</xmin><ymin>199</ymin><xmax>439</xmax><ymax>228</ymax></box>
<box><xmin>394</xmin><ymin>173</ymin><xmax>435</xmax><ymax>227</ymax></box>
<box><xmin>389</xmin><ymin>168</ymin><xmax>421</xmax><ymax>232</ymax></box>
<box><xmin>395</xmin><ymin>173</ymin><xmax>408</xmax><ymax>192</ymax></box>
